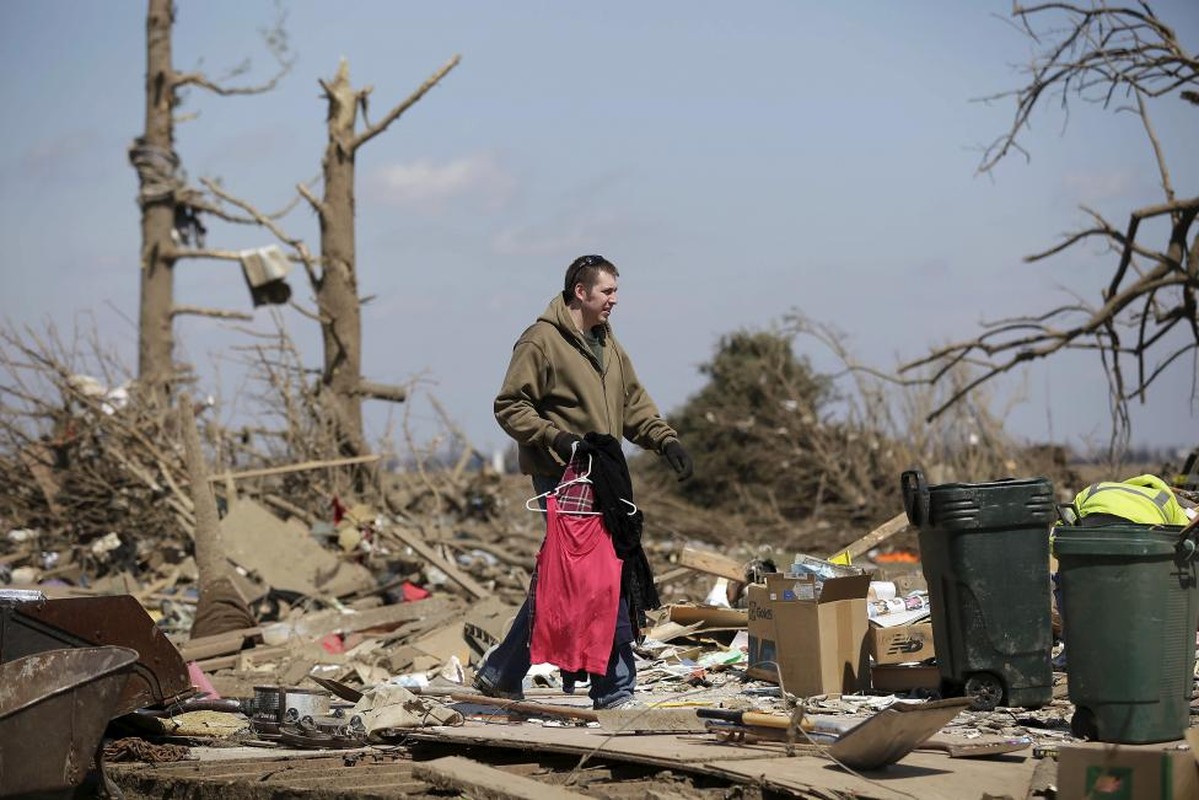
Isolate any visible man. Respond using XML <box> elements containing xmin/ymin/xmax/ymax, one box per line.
<box><xmin>475</xmin><ymin>254</ymin><xmax>692</xmax><ymax>709</ymax></box>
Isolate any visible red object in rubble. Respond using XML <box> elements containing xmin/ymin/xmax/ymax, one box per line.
<box><xmin>331</xmin><ymin>496</ymin><xmax>348</xmax><ymax>525</ymax></box>
<box><xmin>400</xmin><ymin>582</ymin><xmax>430</xmax><ymax>602</ymax></box>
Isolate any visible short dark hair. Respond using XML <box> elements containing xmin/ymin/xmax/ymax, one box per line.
<box><xmin>562</xmin><ymin>254</ymin><xmax>618</xmax><ymax>303</ymax></box>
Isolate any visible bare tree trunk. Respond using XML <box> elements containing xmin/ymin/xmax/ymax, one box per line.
<box><xmin>134</xmin><ymin>0</ymin><xmax>178</xmax><ymax>395</ymax></box>
<box><xmin>131</xmin><ymin>1</ymin><xmax>292</xmax><ymax>397</ymax></box>
<box><xmin>316</xmin><ymin>62</ymin><xmax>367</xmax><ymax>456</ymax></box>
<box><xmin>309</xmin><ymin>57</ymin><xmax>459</xmax><ymax>457</ymax></box>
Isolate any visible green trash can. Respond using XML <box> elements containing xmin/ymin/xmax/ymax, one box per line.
<box><xmin>901</xmin><ymin>469</ymin><xmax>1056</xmax><ymax>710</ymax></box>
<box><xmin>1054</xmin><ymin>523</ymin><xmax>1199</xmax><ymax>743</ymax></box>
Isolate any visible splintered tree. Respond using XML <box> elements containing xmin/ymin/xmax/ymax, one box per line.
<box><xmin>299</xmin><ymin>57</ymin><xmax>460</xmax><ymax>456</ymax></box>
<box><xmin>129</xmin><ymin>0</ymin><xmax>290</xmax><ymax>395</ymax></box>
<box><xmin>205</xmin><ymin>58</ymin><xmax>461</xmax><ymax>458</ymax></box>
<box><xmin>902</xmin><ymin>1</ymin><xmax>1198</xmax><ymax>448</ymax></box>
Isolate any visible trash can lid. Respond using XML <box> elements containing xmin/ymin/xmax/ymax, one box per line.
<box><xmin>928</xmin><ymin>477</ymin><xmax>1052</xmax><ymax>492</ymax></box>
<box><xmin>1053</xmin><ymin>524</ymin><xmax>1185</xmax><ymax>557</ymax></box>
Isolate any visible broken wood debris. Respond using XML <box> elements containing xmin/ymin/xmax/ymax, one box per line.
<box><xmin>412</xmin><ymin>755</ymin><xmax>591</xmax><ymax>800</ymax></box>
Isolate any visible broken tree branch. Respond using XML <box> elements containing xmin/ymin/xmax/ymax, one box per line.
<box><xmin>171</xmin><ymin>305</ymin><xmax>254</xmax><ymax>321</ymax></box>
<box><xmin>354</xmin><ymin>380</ymin><xmax>408</xmax><ymax>403</ymax></box>
<box><xmin>904</xmin><ymin>1</ymin><xmax>1198</xmax><ymax>451</ymax></box>
<box><xmin>349</xmin><ymin>55</ymin><xmax>461</xmax><ymax>151</ymax></box>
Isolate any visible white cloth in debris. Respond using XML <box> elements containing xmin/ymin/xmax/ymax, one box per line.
<box><xmin>350</xmin><ymin>684</ymin><xmax>463</xmax><ymax>739</ymax></box>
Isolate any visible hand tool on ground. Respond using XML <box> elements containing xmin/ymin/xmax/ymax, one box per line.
<box><xmin>450</xmin><ymin>692</ymin><xmax>717</xmax><ymax>734</ymax></box>
<box><xmin>697</xmin><ymin>698</ymin><xmax>976</xmax><ymax>770</ymax></box>
<box><xmin>449</xmin><ymin>692</ymin><xmax>602</xmax><ymax>723</ymax></box>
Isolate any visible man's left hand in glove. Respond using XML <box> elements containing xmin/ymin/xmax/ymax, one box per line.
<box><xmin>663</xmin><ymin>439</ymin><xmax>694</xmax><ymax>481</ymax></box>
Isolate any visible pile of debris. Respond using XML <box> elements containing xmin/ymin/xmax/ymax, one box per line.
<box><xmin>3</xmin><ymin>494</ymin><xmax>1198</xmax><ymax>798</ymax></box>
<box><xmin>2</xmin><ymin>334</ymin><xmax>1196</xmax><ymax>798</ymax></box>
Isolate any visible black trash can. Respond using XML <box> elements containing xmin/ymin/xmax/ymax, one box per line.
<box><xmin>902</xmin><ymin>468</ymin><xmax>1056</xmax><ymax>710</ymax></box>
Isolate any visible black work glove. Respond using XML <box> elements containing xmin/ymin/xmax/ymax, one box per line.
<box><xmin>663</xmin><ymin>439</ymin><xmax>694</xmax><ymax>481</ymax></box>
<box><xmin>552</xmin><ymin>431</ymin><xmax>582</xmax><ymax>463</ymax></box>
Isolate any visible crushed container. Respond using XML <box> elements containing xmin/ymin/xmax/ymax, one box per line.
<box><xmin>0</xmin><ymin>645</ymin><xmax>138</xmax><ymax>796</ymax></box>
<box><xmin>902</xmin><ymin>468</ymin><xmax>1056</xmax><ymax>710</ymax></box>
<box><xmin>1054</xmin><ymin>523</ymin><xmax>1199</xmax><ymax>743</ymax></box>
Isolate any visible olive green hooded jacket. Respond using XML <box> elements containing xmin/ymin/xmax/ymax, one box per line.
<box><xmin>495</xmin><ymin>294</ymin><xmax>678</xmax><ymax>477</ymax></box>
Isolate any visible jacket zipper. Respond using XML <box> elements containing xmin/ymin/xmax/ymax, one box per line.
<box><xmin>582</xmin><ymin>331</ymin><xmax>614</xmax><ymax>436</ymax></box>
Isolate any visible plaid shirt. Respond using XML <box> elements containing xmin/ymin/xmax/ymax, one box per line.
<box><xmin>555</xmin><ymin>456</ymin><xmax>598</xmax><ymax>514</ymax></box>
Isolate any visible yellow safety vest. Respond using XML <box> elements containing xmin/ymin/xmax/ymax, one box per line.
<box><xmin>1072</xmin><ymin>474</ymin><xmax>1189</xmax><ymax>526</ymax></box>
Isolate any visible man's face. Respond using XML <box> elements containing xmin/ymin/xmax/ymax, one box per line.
<box><xmin>576</xmin><ymin>270</ymin><xmax>618</xmax><ymax>328</ymax></box>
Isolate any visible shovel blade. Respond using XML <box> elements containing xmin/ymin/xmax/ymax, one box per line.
<box><xmin>828</xmin><ymin>697</ymin><xmax>971</xmax><ymax>770</ymax></box>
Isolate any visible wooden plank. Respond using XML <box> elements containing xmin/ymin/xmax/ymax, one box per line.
<box><xmin>406</xmin><ymin>723</ymin><xmax>1037</xmax><ymax>800</ymax></box>
<box><xmin>677</xmin><ymin>547</ymin><xmax>744</xmax><ymax>581</ymax></box>
<box><xmin>596</xmin><ymin>708</ymin><xmax>706</xmax><ymax>733</ymax></box>
<box><xmin>828</xmin><ymin>511</ymin><xmax>910</xmax><ymax>563</ymax></box>
<box><xmin>177</xmin><ymin>628</ymin><xmax>259</xmax><ymax>662</ymax></box>
<box><xmin>389</xmin><ymin>526</ymin><xmax>491</xmax><ymax>599</ymax></box>
<box><xmin>207</xmin><ymin>454</ymin><xmax>381</xmax><ymax>483</ymax></box>
<box><xmin>412</xmin><ymin>755</ymin><xmax>589</xmax><ymax>800</ymax></box>
<box><xmin>652</xmin><ymin>566</ymin><xmax>691</xmax><ymax>586</ymax></box>
<box><xmin>193</xmin><ymin>654</ymin><xmax>238</xmax><ymax>672</ymax></box>
<box><xmin>406</xmin><ymin>724</ymin><xmax>794</xmax><ymax>768</ymax></box>
<box><xmin>294</xmin><ymin>596</ymin><xmax>458</xmax><ymax>639</ymax></box>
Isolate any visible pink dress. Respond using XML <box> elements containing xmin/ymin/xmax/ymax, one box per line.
<box><xmin>529</xmin><ymin>495</ymin><xmax>622</xmax><ymax>674</ymax></box>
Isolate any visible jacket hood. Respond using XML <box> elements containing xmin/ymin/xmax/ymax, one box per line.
<box><xmin>538</xmin><ymin>295</ymin><xmax>609</xmax><ymax>352</ymax></box>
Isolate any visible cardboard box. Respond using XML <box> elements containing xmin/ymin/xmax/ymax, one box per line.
<box><xmin>1057</xmin><ymin>742</ymin><xmax>1198</xmax><ymax>800</ymax></box>
<box><xmin>873</xmin><ymin>565</ymin><xmax>928</xmax><ymax>594</ymax></box>
<box><xmin>746</xmin><ymin>572</ymin><xmax>871</xmax><ymax>696</ymax></box>
<box><xmin>870</xmin><ymin>622</ymin><xmax>935</xmax><ymax>665</ymax></box>
<box><xmin>870</xmin><ymin>663</ymin><xmax>941</xmax><ymax>691</ymax></box>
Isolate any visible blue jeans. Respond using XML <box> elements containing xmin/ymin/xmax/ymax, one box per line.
<box><xmin>474</xmin><ymin>474</ymin><xmax>636</xmax><ymax>709</ymax></box>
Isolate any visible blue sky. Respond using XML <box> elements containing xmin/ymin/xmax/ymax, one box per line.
<box><xmin>1</xmin><ymin>1</ymin><xmax>1196</xmax><ymax>458</ymax></box>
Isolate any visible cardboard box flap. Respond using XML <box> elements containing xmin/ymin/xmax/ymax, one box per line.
<box><xmin>764</xmin><ymin>572</ymin><xmax>871</xmax><ymax>603</ymax></box>
<box><xmin>819</xmin><ymin>573</ymin><xmax>872</xmax><ymax>602</ymax></box>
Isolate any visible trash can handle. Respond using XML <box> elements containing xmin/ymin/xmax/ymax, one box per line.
<box><xmin>1176</xmin><ymin>517</ymin><xmax>1199</xmax><ymax>562</ymax></box>
<box><xmin>901</xmin><ymin>468</ymin><xmax>929</xmax><ymax>528</ymax></box>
